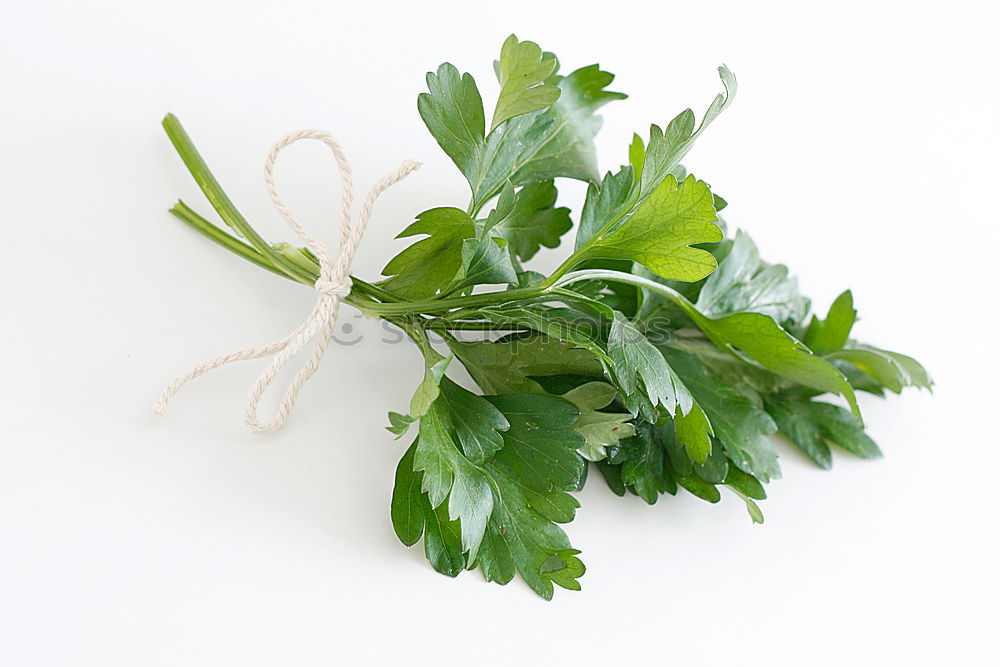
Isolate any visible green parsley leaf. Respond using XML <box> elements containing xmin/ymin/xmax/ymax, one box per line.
<box><xmin>559</xmin><ymin>381</ymin><xmax>635</xmax><ymax>461</ymax></box>
<box><xmin>488</xmin><ymin>180</ymin><xmax>572</xmax><ymax>262</ymax></box>
<box><xmin>381</xmin><ymin>207</ymin><xmax>475</xmax><ymax>299</ymax></box>
<box><xmin>633</xmin><ymin>65</ymin><xmax>736</xmax><ymax>200</ymax></box>
<box><xmin>456</xmin><ymin>235</ymin><xmax>518</xmax><ymax>290</ymax></box>
<box><xmin>438</xmin><ymin>377</ymin><xmax>510</xmax><ymax>464</ymax></box>
<box><xmin>407</xmin><ymin>350</ymin><xmax>451</xmax><ymax>421</ymax></box>
<box><xmin>492</xmin><ymin>34</ymin><xmax>561</xmax><ymax>130</ymax></box>
<box><xmin>486</xmin><ymin>393</ymin><xmax>586</xmax><ymax>493</ymax></box>
<box><xmin>804</xmin><ymin>290</ymin><xmax>858</xmax><ymax>354</ymax></box>
<box><xmin>686</xmin><ymin>307</ymin><xmax>862</xmax><ymax>422</ymax></box>
<box><xmin>417</xmin><ymin>63</ymin><xmax>485</xmax><ymax>180</ymax></box>
<box><xmin>766</xmin><ymin>394</ymin><xmax>881</xmax><ymax>468</ymax></box>
<box><xmin>696</xmin><ymin>230</ymin><xmax>810</xmax><ymax>325</ymax></box>
<box><xmin>413</xmin><ymin>400</ymin><xmax>494</xmax><ymax>560</ymax></box>
<box><xmin>661</xmin><ymin>347</ymin><xmax>780</xmax><ymax>482</ymax></box>
<box><xmin>581</xmin><ymin>174</ymin><xmax>723</xmax><ymax>282</ymax></box>
<box><xmin>620</xmin><ymin>421</ymin><xmax>674</xmax><ymax>504</ymax></box>
<box><xmin>390</xmin><ymin>442</ymin><xmax>427</xmax><ymax>546</ymax></box>
<box><xmin>475</xmin><ymin>471</ymin><xmax>584</xmax><ymax>599</ymax></box>
<box><xmin>608</xmin><ymin>313</ymin><xmax>693</xmax><ymax>419</ymax></box>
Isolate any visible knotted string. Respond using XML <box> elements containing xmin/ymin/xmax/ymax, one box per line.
<box><xmin>153</xmin><ymin>129</ymin><xmax>421</xmax><ymax>433</ymax></box>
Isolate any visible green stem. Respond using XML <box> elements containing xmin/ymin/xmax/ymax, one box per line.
<box><xmin>351</xmin><ymin>278</ymin><xmax>403</xmax><ymax>303</ymax></box>
<box><xmin>553</xmin><ymin>269</ymin><xmax>697</xmax><ymax>317</ymax></box>
<box><xmin>537</xmin><ymin>203</ymin><xmax>637</xmax><ymax>289</ymax></box>
<box><xmin>169</xmin><ymin>201</ymin><xmax>304</xmax><ymax>282</ymax></box>
<box><xmin>421</xmin><ymin>320</ymin><xmax>527</xmax><ymax>332</ymax></box>
<box><xmin>162</xmin><ymin>113</ymin><xmax>315</xmax><ymax>283</ymax></box>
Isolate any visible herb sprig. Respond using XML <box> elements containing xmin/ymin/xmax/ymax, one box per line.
<box><xmin>160</xmin><ymin>35</ymin><xmax>930</xmax><ymax>599</ymax></box>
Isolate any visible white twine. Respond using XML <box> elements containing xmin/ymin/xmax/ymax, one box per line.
<box><xmin>153</xmin><ymin>129</ymin><xmax>421</xmax><ymax>434</ymax></box>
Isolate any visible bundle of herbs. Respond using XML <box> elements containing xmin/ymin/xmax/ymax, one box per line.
<box><xmin>158</xmin><ymin>35</ymin><xmax>930</xmax><ymax>599</ymax></box>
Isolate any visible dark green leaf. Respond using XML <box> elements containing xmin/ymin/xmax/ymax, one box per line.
<box><xmin>489</xmin><ymin>180</ymin><xmax>572</xmax><ymax>261</ymax></box>
<box><xmin>423</xmin><ymin>502</ymin><xmax>466</xmax><ymax>577</ymax></box>
<box><xmin>413</xmin><ymin>401</ymin><xmax>494</xmax><ymax>559</ymax></box>
<box><xmin>620</xmin><ymin>422</ymin><xmax>673</xmax><ymax>504</ymax></box>
<box><xmin>608</xmin><ymin>313</ymin><xmax>693</xmax><ymax>418</ymax></box>
<box><xmin>766</xmin><ymin>393</ymin><xmax>881</xmax><ymax>468</ymax></box>
<box><xmin>390</xmin><ymin>442</ymin><xmax>427</xmax><ymax>546</ymax></box>
<box><xmin>661</xmin><ymin>347</ymin><xmax>780</xmax><ymax>482</ymax></box>
<box><xmin>418</xmin><ymin>64</ymin><xmax>485</xmax><ymax>181</ymax></box>
<box><xmin>486</xmin><ymin>393</ymin><xmax>586</xmax><ymax>493</ymax></box>
<box><xmin>438</xmin><ymin>377</ymin><xmax>509</xmax><ymax>464</ymax></box>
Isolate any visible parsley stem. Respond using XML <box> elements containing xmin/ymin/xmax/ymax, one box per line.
<box><xmin>162</xmin><ymin>113</ymin><xmax>316</xmax><ymax>283</ymax></box>
<box><xmin>421</xmin><ymin>320</ymin><xmax>527</xmax><ymax>332</ymax></box>
<box><xmin>169</xmin><ymin>201</ymin><xmax>303</xmax><ymax>282</ymax></box>
<box><xmin>553</xmin><ymin>269</ymin><xmax>696</xmax><ymax>316</ymax></box>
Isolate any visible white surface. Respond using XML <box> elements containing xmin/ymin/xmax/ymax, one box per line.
<box><xmin>2</xmin><ymin>1</ymin><xmax>997</xmax><ymax>665</ymax></box>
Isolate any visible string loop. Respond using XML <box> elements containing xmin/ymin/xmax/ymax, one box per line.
<box><xmin>153</xmin><ymin>130</ymin><xmax>420</xmax><ymax>433</ymax></box>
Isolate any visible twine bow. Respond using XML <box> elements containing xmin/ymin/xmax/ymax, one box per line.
<box><xmin>153</xmin><ymin>129</ymin><xmax>420</xmax><ymax>433</ymax></box>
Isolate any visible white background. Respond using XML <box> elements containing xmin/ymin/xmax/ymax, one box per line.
<box><xmin>2</xmin><ymin>1</ymin><xmax>997</xmax><ymax>665</ymax></box>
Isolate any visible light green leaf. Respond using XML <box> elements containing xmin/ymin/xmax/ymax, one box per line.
<box><xmin>673</xmin><ymin>402</ymin><xmax>713</xmax><ymax>463</ymax></box>
<box><xmin>828</xmin><ymin>343</ymin><xmax>933</xmax><ymax>394</ymax></box>
<box><xmin>805</xmin><ymin>290</ymin><xmax>857</xmax><ymax>354</ymax></box>
<box><xmin>572</xmin><ymin>410</ymin><xmax>634</xmax><ymax>462</ymax></box>
<box><xmin>691</xmin><ymin>310</ymin><xmax>861</xmax><ymax>421</ymax></box>
<box><xmin>492</xmin><ymin>34</ymin><xmax>561</xmax><ymax>130</ymax></box>
<box><xmin>575</xmin><ymin>66</ymin><xmax>734</xmax><ymax>250</ymax></box>
<box><xmin>506</xmin><ymin>64</ymin><xmax>626</xmax><ymax>187</ymax></box>
<box><xmin>470</xmin><ymin>64</ymin><xmax>626</xmax><ymax>210</ymax></box>
<box><xmin>407</xmin><ymin>351</ymin><xmax>452</xmax><ymax>420</ymax></box>
<box><xmin>386</xmin><ymin>411</ymin><xmax>415</xmax><ymax>438</ymax></box>
<box><xmin>727</xmin><ymin>486</ymin><xmax>764</xmax><ymax>524</ymax></box>
<box><xmin>541</xmin><ymin>549</ymin><xmax>585</xmax><ymax>592</ymax></box>
<box><xmin>583</xmin><ymin>175</ymin><xmax>723</xmax><ymax>282</ymax></box>
<box><xmin>560</xmin><ymin>381</ymin><xmax>635</xmax><ymax>462</ymax></box>
<box><xmin>456</xmin><ymin>235</ymin><xmax>518</xmax><ymax>289</ymax></box>
<box><xmin>560</xmin><ymin>381</ymin><xmax>618</xmax><ymax>410</ymax></box>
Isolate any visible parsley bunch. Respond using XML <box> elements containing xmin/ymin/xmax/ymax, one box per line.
<box><xmin>161</xmin><ymin>35</ymin><xmax>930</xmax><ymax>599</ymax></box>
